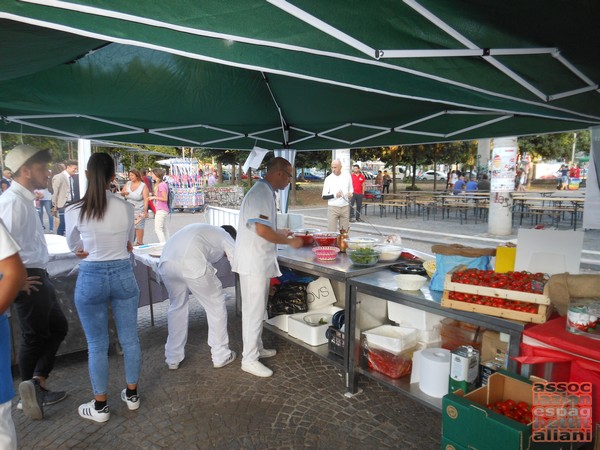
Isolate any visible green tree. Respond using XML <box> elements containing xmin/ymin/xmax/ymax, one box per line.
<box><xmin>518</xmin><ymin>131</ymin><xmax>590</xmax><ymax>162</ymax></box>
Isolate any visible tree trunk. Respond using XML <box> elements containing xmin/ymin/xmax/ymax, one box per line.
<box><xmin>290</xmin><ymin>170</ymin><xmax>297</xmax><ymax>206</ymax></box>
<box><xmin>391</xmin><ymin>149</ymin><xmax>397</xmax><ymax>193</ymax></box>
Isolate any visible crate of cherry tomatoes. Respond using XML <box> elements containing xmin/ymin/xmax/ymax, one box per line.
<box><xmin>442</xmin><ymin>267</ymin><xmax>552</xmax><ymax>323</ymax></box>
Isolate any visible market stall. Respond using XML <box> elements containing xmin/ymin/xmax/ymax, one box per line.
<box><xmin>165</xmin><ymin>158</ymin><xmax>205</xmax><ymax>213</ymax></box>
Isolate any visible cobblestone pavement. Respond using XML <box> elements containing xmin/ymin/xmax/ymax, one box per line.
<box><xmin>19</xmin><ymin>203</ymin><xmax>598</xmax><ymax>448</ymax></box>
<box><xmin>12</xmin><ymin>293</ymin><xmax>442</xmax><ymax>449</ymax></box>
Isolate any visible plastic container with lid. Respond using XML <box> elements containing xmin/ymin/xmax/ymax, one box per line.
<box><xmin>440</xmin><ymin>318</ymin><xmax>484</xmax><ymax>351</ymax></box>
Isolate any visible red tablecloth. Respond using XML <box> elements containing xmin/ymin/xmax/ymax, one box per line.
<box><xmin>516</xmin><ymin>316</ymin><xmax>600</xmax><ymax>425</ymax></box>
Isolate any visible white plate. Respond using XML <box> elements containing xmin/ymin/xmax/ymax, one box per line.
<box><xmin>149</xmin><ymin>249</ymin><xmax>163</xmax><ymax>257</ymax></box>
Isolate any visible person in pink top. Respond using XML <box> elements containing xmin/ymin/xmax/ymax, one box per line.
<box><xmin>149</xmin><ymin>168</ymin><xmax>170</xmax><ymax>243</ymax></box>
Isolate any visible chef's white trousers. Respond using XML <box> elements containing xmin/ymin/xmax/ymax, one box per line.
<box><xmin>159</xmin><ymin>262</ymin><xmax>230</xmax><ymax>366</ymax></box>
<box><xmin>239</xmin><ymin>275</ymin><xmax>269</xmax><ymax>364</ymax></box>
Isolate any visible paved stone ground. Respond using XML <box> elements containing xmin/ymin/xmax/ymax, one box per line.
<box><xmin>12</xmin><ymin>292</ymin><xmax>442</xmax><ymax>449</ymax></box>
<box><xmin>17</xmin><ymin>201</ymin><xmax>599</xmax><ymax>448</ymax></box>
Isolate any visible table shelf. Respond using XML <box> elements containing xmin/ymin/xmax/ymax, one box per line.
<box><xmin>347</xmin><ymin>269</ymin><xmax>527</xmax><ymax>411</ymax></box>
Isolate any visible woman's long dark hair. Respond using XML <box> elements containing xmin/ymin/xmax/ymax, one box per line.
<box><xmin>76</xmin><ymin>152</ymin><xmax>115</xmax><ymax>222</ymax></box>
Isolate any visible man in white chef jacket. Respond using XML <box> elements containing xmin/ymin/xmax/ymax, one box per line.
<box><xmin>322</xmin><ymin>159</ymin><xmax>353</xmax><ymax>231</ymax></box>
<box><xmin>232</xmin><ymin>157</ymin><xmax>303</xmax><ymax>378</ymax></box>
<box><xmin>158</xmin><ymin>224</ymin><xmax>237</xmax><ymax>370</ymax></box>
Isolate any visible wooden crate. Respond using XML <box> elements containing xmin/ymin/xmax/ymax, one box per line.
<box><xmin>442</xmin><ymin>272</ymin><xmax>552</xmax><ymax>324</ymax></box>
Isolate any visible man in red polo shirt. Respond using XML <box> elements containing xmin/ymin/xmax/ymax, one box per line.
<box><xmin>350</xmin><ymin>164</ymin><xmax>366</xmax><ymax>223</ymax></box>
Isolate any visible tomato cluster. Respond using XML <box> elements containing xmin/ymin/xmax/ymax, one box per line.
<box><xmin>447</xmin><ymin>291</ymin><xmax>540</xmax><ymax>314</ymax></box>
<box><xmin>450</xmin><ymin>269</ymin><xmax>548</xmax><ymax>293</ymax></box>
<box><xmin>366</xmin><ymin>348</ymin><xmax>412</xmax><ymax>379</ymax></box>
<box><xmin>487</xmin><ymin>399</ymin><xmax>532</xmax><ymax>424</ymax></box>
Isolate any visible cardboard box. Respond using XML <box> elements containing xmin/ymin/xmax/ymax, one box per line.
<box><xmin>443</xmin><ymin>372</ymin><xmax>572</xmax><ymax>450</ymax></box>
<box><xmin>288</xmin><ymin>306</ymin><xmax>343</xmax><ymax>346</ymax></box>
<box><xmin>441</xmin><ymin>436</ymin><xmax>468</xmax><ymax>450</ymax></box>
<box><xmin>443</xmin><ymin>372</ymin><xmax>534</xmax><ymax>450</ymax></box>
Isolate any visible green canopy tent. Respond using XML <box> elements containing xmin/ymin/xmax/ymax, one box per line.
<box><xmin>0</xmin><ymin>0</ymin><xmax>599</xmax><ymax>150</ymax></box>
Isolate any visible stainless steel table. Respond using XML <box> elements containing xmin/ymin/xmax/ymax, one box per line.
<box><xmin>263</xmin><ymin>246</ymin><xmax>406</xmax><ymax>380</ymax></box>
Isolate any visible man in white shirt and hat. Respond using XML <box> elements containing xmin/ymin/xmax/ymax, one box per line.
<box><xmin>322</xmin><ymin>159</ymin><xmax>353</xmax><ymax>231</ymax></box>
<box><xmin>0</xmin><ymin>145</ymin><xmax>68</xmax><ymax>420</ymax></box>
<box><xmin>158</xmin><ymin>224</ymin><xmax>237</xmax><ymax>370</ymax></box>
<box><xmin>233</xmin><ymin>157</ymin><xmax>303</xmax><ymax>377</ymax></box>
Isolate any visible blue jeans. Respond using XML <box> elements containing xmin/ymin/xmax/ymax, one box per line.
<box><xmin>37</xmin><ymin>200</ymin><xmax>53</xmax><ymax>231</ymax></box>
<box><xmin>56</xmin><ymin>208</ymin><xmax>65</xmax><ymax>236</ymax></box>
<box><xmin>75</xmin><ymin>259</ymin><xmax>141</xmax><ymax>396</ymax></box>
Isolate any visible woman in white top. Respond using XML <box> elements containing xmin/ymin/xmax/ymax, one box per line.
<box><xmin>65</xmin><ymin>153</ymin><xmax>141</xmax><ymax>423</ymax></box>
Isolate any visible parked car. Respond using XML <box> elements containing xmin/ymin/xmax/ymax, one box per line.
<box><xmin>296</xmin><ymin>171</ymin><xmax>323</xmax><ymax>181</ymax></box>
<box><xmin>419</xmin><ymin>170</ymin><xmax>447</xmax><ymax>181</ymax></box>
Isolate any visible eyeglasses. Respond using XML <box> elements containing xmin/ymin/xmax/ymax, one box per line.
<box><xmin>281</xmin><ymin>169</ymin><xmax>293</xmax><ymax>179</ymax></box>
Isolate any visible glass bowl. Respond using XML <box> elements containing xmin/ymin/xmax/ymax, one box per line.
<box><xmin>346</xmin><ymin>247</ymin><xmax>381</xmax><ymax>266</ymax></box>
<box><xmin>344</xmin><ymin>236</ymin><xmax>379</xmax><ymax>250</ymax></box>
<box><xmin>313</xmin><ymin>232</ymin><xmax>339</xmax><ymax>247</ymax></box>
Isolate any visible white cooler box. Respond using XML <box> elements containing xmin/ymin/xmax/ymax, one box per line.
<box><xmin>288</xmin><ymin>306</ymin><xmax>343</xmax><ymax>346</ymax></box>
<box><xmin>387</xmin><ymin>302</ymin><xmax>444</xmax><ymax>331</ymax></box>
<box><xmin>265</xmin><ymin>314</ymin><xmax>291</xmax><ymax>333</ymax></box>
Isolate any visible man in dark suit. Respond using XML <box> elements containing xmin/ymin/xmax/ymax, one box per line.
<box><xmin>51</xmin><ymin>160</ymin><xmax>78</xmax><ymax>236</ymax></box>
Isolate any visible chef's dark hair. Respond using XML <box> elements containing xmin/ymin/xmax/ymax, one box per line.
<box><xmin>221</xmin><ymin>225</ymin><xmax>237</xmax><ymax>240</ymax></box>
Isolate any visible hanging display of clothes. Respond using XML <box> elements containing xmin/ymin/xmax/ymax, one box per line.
<box><xmin>167</xmin><ymin>158</ymin><xmax>205</xmax><ymax>212</ymax></box>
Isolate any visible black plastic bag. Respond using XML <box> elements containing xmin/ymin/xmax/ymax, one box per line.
<box><xmin>267</xmin><ymin>282</ymin><xmax>308</xmax><ymax>318</ymax></box>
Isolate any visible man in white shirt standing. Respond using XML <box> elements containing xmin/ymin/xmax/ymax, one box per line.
<box><xmin>0</xmin><ymin>145</ymin><xmax>68</xmax><ymax>420</ymax></box>
<box><xmin>158</xmin><ymin>224</ymin><xmax>237</xmax><ymax>370</ymax></box>
<box><xmin>232</xmin><ymin>157</ymin><xmax>303</xmax><ymax>378</ymax></box>
<box><xmin>322</xmin><ymin>159</ymin><xmax>353</xmax><ymax>231</ymax></box>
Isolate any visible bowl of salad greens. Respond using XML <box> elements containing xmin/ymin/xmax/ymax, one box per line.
<box><xmin>346</xmin><ymin>247</ymin><xmax>381</xmax><ymax>266</ymax></box>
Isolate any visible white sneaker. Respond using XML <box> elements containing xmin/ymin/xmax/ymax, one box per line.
<box><xmin>120</xmin><ymin>389</ymin><xmax>140</xmax><ymax>411</ymax></box>
<box><xmin>78</xmin><ymin>400</ymin><xmax>110</xmax><ymax>423</ymax></box>
<box><xmin>167</xmin><ymin>360</ymin><xmax>182</xmax><ymax>370</ymax></box>
<box><xmin>241</xmin><ymin>360</ymin><xmax>273</xmax><ymax>378</ymax></box>
<box><xmin>214</xmin><ymin>351</ymin><xmax>237</xmax><ymax>369</ymax></box>
<box><xmin>258</xmin><ymin>348</ymin><xmax>277</xmax><ymax>359</ymax></box>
